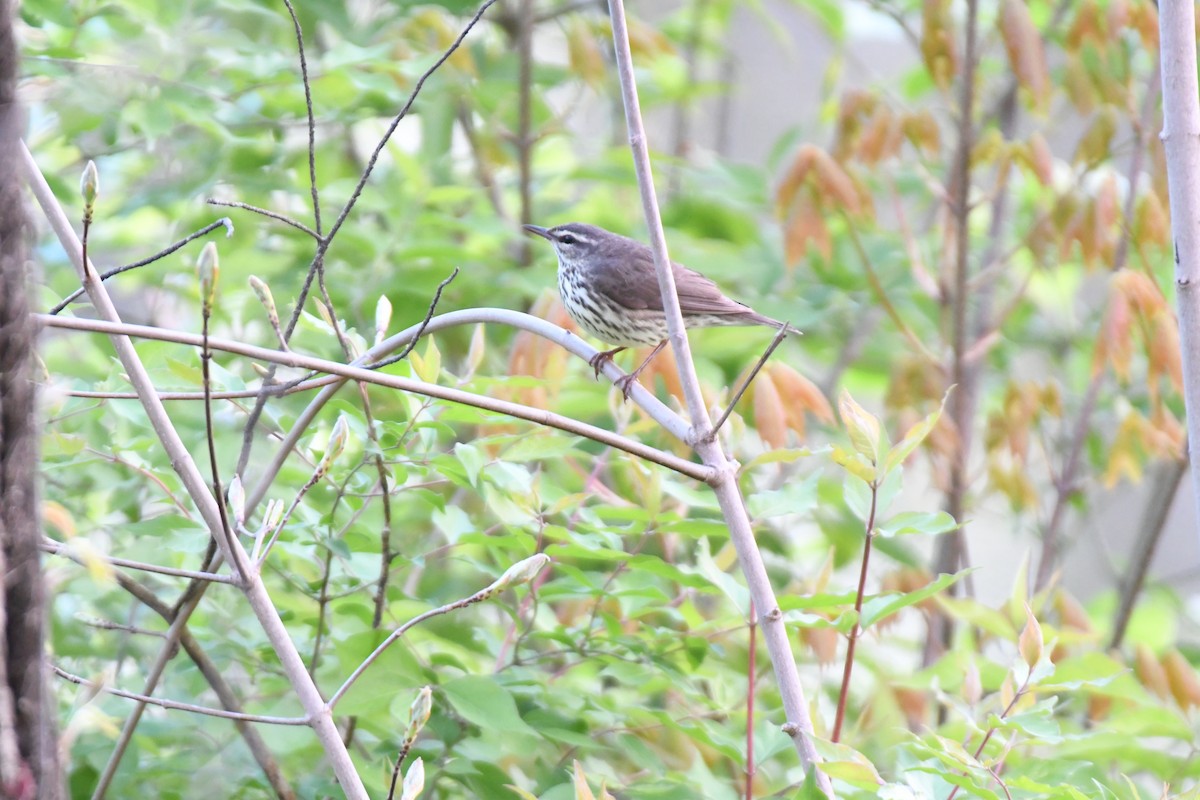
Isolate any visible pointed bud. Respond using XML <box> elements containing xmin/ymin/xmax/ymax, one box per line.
<box><xmin>1018</xmin><ymin>604</ymin><xmax>1044</xmax><ymax>669</ymax></box>
<box><xmin>492</xmin><ymin>553</ymin><xmax>550</xmax><ymax>592</ymax></box>
<box><xmin>249</xmin><ymin>276</ymin><xmax>280</xmax><ymax>328</ymax></box>
<box><xmin>313</xmin><ymin>415</ymin><xmax>350</xmax><ymax>481</ymax></box>
<box><xmin>327</xmin><ymin>415</ymin><xmax>349</xmax><ymax>460</ymax></box>
<box><xmin>399</xmin><ymin>758</ymin><xmax>425</xmax><ymax>800</ymax></box>
<box><xmin>227</xmin><ymin>475</ymin><xmax>246</xmax><ymax>527</ymax></box>
<box><xmin>262</xmin><ymin>499</ymin><xmax>285</xmax><ymax>532</ymax></box>
<box><xmin>80</xmin><ymin>160</ymin><xmax>100</xmax><ymax>208</ymax></box>
<box><xmin>197</xmin><ymin>242</ymin><xmax>219</xmax><ymax>310</ymax></box>
<box><xmin>963</xmin><ymin>659</ymin><xmax>982</xmax><ymax>705</ymax></box>
<box><xmin>404</xmin><ymin>686</ymin><xmax>433</xmax><ymax>741</ymax></box>
<box><xmin>375</xmin><ymin>295</ymin><xmax>393</xmax><ymax>345</ymax></box>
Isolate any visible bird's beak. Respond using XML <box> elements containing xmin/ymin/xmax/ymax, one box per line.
<box><xmin>522</xmin><ymin>224</ymin><xmax>552</xmax><ymax>241</ymax></box>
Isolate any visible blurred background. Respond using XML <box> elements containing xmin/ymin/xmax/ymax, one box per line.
<box><xmin>21</xmin><ymin>0</ymin><xmax>1200</xmax><ymax>795</ymax></box>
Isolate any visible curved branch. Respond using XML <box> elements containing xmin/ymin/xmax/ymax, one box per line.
<box><xmin>36</xmin><ymin>312</ymin><xmax>711</xmax><ymax>485</ymax></box>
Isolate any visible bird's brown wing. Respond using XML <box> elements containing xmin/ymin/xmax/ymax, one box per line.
<box><xmin>591</xmin><ymin>250</ymin><xmax>780</xmax><ymax>324</ymax></box>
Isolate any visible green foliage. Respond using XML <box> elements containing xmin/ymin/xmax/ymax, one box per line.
<box><xmin>26</xmin><ymin>0</ymin><xmax>1200</xmax><ymax>797</ymax></box>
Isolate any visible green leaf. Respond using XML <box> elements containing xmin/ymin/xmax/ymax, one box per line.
<box><xmin>876</xmin><ymin>511</ymin><xmax>959</xmax><ymax>538</ymax></box>
<box><xmin>454</xmin><ymin>442</ymin><xmax>487</xmax><ymax>486</ymax></box>
<box><xmin>839</xmin><ymin>389</ymin><xmax>883</xmax><ymax>465</ymax></box>
<box><xmin>441</xmin><ymin>676</ymin><xmax>538</xmax><ymax>738</ymax></box>
<box><xmin>860</xmin><ymin>571</ymin><xmax>968</xmax><ymax>628</ymax></box>
<box><xmin>884</xmin><ymin>389</ymin><xmax>950</xmax><ymax>473</ymax></box>
<box><xmin>832</xmin><ymin>445</ymin><xmax>876</xmax><ymax>484</ymax></box>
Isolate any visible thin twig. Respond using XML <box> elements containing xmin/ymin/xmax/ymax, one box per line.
<box><xmin>832</xmin><ymin>479</ymin><xmax>879</xmax><ymax>742</ymax></box>
<box><xmin>40</xmin><ymin>540</ymin><xmax>237</xmax><ymax>584</ymax></box>
<box><xmin>66</xmin><ymin>377</ymin><xmax>335</xmax><ymax>401</ymax></box>
<box><xmin>233</xmin><ymin>0</ymin><xmax>498</xmax><ymax>478</ymax></box>
<box><xmin>50</xmin><ymin>218</ymin><xmax>234</xmax><ymax>315</ymax></box>
<box><xmin>51</xmin><ymin>665</ymin><xmax>308</xmax><ymax>725</ymax></box>
<box><xmin>385</xmin><ymin>740</ymin><xmax>415</xmax><ymax>800</ymax></box>
<box><xmin>369</xmin><ymin>267</ymin><xmax>460</xmax><ymax>369</ymax></box>
<box><xmin>206</xmin><ymin>199</ymin><xmax>318</xmax><ymax>239</ymax></box>
<box><xmin>329</xmin><ymin>567</ymin><xmax>532</xmax><ymax>710</ymax></box>
<box><xmin>1110</xmin><ymin>456</ymin><xmax>1187</xmax><ymax>649</ymax></box>
<box><xmin>321</xmin><ymin>0</ymin><xmax>499</xmax><ymax>248</ymax></box>
<box><xmin>709</xmin><ymin>324</ymin><xmax>788</xmax><ymax>440</ymax></box>
<box><xmin>745</xmin><ymin>599</ymin><xmax>756</xmax><ymax>800</ymax></box>
<box><xmin>844</xmin><ymin>224</ymin><xmax>940</xmax><ymax>364</ymax></box>
<box><xmin>515</xmin><ymin>0</ymin><xmax>534</xmax><ymax>265</ymax></box>
<box><xmin>281</xmin><ymin>0</ymin><xmax>321</xmax><ymax>237</ymax></box>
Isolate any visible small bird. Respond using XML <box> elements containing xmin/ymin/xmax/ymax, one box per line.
<box><xmin>524</xmin><ymin>222</ymin><xmax>798</xmax><ymax>398</ymax></box>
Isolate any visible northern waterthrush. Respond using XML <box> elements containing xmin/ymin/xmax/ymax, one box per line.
<box><xmin>523</xmin><ymin>222</ymin><xmax>798</xmax><ymax>398</ymax></box>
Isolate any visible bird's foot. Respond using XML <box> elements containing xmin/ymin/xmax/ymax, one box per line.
<box><xmin>587</xmin><ymin>347</ymin><xmax>625</xmax><ymax>380</ymax></box>
<box><xmin>614</xmin><ymin>374</ymin><xmax>638</xmax><ymax>401</ymax></box>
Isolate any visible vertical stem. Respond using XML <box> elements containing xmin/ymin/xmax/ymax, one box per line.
<box><xmin>928</xmin><ymin>0</ymin><xmax>981</xmax><ymax>664</ymax></box>
<box><xmin>605</xmin><ymin>2</ymin><xmax>833</xmax><ymax>794</ymax></box>
<box><xmin>1110</xmin><ymin>457</ymin><xmax>1188</xmax><ymax>650</ymax></box>
<box><xmin>832</xmin><ymin>482</ymin><xmax>878</xmax><ymax>743</ymax></box>
<box><xmin>516</xmin><ymin>0</ymin><xmax>534</xmax><ymax>265</ymax></box>
<box><xmin>667</xmin><ymin>0</ymin><xmax>708</xmax><ymax>198</ymax></box>
<box><xmin>1157</xmin><ymin>0</ymin><xmax>1200</xmax><ymax>548</ymax></box>
<box><xmin>745</xmin><ymin>599</ymin><xmax>756</xmax><ymax>800</ymax></box>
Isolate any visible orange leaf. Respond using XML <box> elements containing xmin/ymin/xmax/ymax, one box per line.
<box><xmin>784</xmin><ymin>195</ymin><xmax>831</xmax><ymax>264</ymax></box>
<box><xmin>1163</xmin><ymin>649</ymin><xmax>1200</xmax><ymax>710</ymax></box>
<box><xmin>901</xmin><ymin>110</ymin><xmax>942</xmax><ymax>157</ymax></box>
<box><xmin>812</xmin><ymin>149</ymin><xmax>862</xmax><ymax>214</ymax></box>
<box><xmin>1149</xmin><ymin>312</ymin><xmax>1183</xmax><ymax>393</ymax></box>
<box><xmin>754</xmin><ymin>371</ymin><xmax>789</xmax><ymax>449</ymax></box>
<box><xmin>769</xmin><ymin>363</ymin><xmax>835</xmax><ymax>434</ymax></box>
<box><xmin>1074</xmin><ymin>107</ymin><xmax>1118</xmax><ymax>165</ymax></box>
<box><xmin>999</xmin><ymin>0</ymin><xmax>1050</xmax><ymax>107</ymax></box>
<box><xmin>921</xmin><ymin>0</ymin><xmax>959</xmax><ymax>90</ymax></box>
<box><xmin>1134</xmin><ymin>644</ymin><xmax>1171</xmax><ymax>699</ymax></box>
<box><xmin>776</xmin><ymin>145</ymin><xmax>818</xmax><ymax>212</ymax></box>
<box><xmin>1136</xmin><ymin>190</ymin><xmax>1170</xmax><ymax>248</ymax></box>
<box><xmin>1027</xmin><ymin>131</ymin><xmax>1055</xmax><ymax>185</ymax></box>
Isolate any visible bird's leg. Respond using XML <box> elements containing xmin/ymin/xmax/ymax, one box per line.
<box><xmin>587</xmin><ymin>346</ymin><xmax>626</xmax><ymax>380</ymax></box>
<box><xmin>614</xmin><ymin>340</ymin><xmax>668</xmax><ymax>400</ymax></box>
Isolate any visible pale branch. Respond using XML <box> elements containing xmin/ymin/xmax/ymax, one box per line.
<box><xmin>19</xmin><ymin>142</ymin><xmax>372</xmax><ymax>800</ymax></box>
<box><xmin>51</xmin><ymin>666</ymin><xmax>308</xmax><ymax>725</ymax></box>
<box><xmin>1157</xmin><ymin>0</ymin><xmax>1200</xmax><ymax>547</ymax></box>
<box><xmin>66</xmin><ymin>380</ymin><xmax>336</xmax><ymax>401</ymax></box>
<box><xmin>37</xmin><ymin>312</ymin><xmax>711</xmax><ymax>484</ymax></box>
<box><xmin>605</xmin><ymin>0</ymin><xmax>832</xmax><ymax>793</ymax></box>
<box><xmin>40</xmin><ymin>540</ymin><xmax>238</xmax><ymax>585</ymax></box>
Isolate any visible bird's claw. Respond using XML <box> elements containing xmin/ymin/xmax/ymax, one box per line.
<box><xmin>587</xmin><ymin>347</ymin><xmax>625</xmax><ymax>380</ymax></box>
<box><xmin>614</xmin><ymin>374</ymin><xmax>637</xmax><ymax>401</ymax></box>
<box><xmin>588</xmin><ymin>352</ymin><xmax>611</xmax><ymax>380</ymax></box>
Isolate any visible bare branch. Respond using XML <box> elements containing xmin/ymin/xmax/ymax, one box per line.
<box><xmin>40</xmin><ymin>540</ymin><xmax>238</xmax><ymax>584</ymax></box>
<box><xmin>50</xmin><ymin>218</ymin><xmax>234</xmax><ymax>315</ymax></box>
<box><xmin>37</xmin><ymin>312</ymin><xmax>713</xmax><ymax>484</ymax></box>
<box><xmin>51</xmin><ymin>666</ymin><xmax>308</xmax><ymax>725</ymax></box>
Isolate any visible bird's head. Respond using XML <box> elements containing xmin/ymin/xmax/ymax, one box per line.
<box><xmin>522</xmin><ymin>222</ymin><xmax>611</xmax><ymax>266</ymax></box>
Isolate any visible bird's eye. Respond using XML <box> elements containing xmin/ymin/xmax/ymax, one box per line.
<box><xmin>558</xmin><ymin>234</ymin><xmax>576</xmax><ymax>245</ymax></box>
